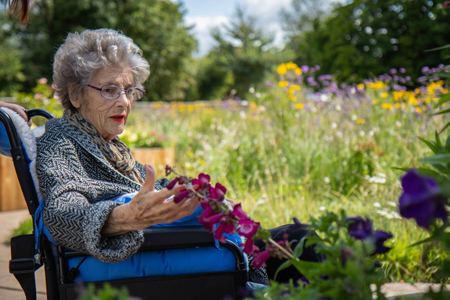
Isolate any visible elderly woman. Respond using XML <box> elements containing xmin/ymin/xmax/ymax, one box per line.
<box><xmin>37</xmin><ymin>29</ymin><xmax>322</xmax><ymax>286</ymax></box>
<box><xmin>37</xmin><ymin>29</ymin><xmax>199</xmax><ymax>263</ymax></box>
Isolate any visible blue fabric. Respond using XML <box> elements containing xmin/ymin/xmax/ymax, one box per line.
<box><xmin>65</xmin><ymin>193</ymin><xmax>244</xmax><ymax>282</ymax></box>
<box><xmin>0</xmin><ymin>122</ymin><xmax>11</xmax><ymax>157</ymax></box>
<box><xmin>68</xmin><ymin>245</ymin><xmax>238</xmax><ymax>282</ymax></box>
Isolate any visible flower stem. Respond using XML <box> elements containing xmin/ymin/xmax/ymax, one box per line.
<box><xmin>268</xmin><ymin>237</ymin><xmax>298</xmax><ymax>261</ymax></box>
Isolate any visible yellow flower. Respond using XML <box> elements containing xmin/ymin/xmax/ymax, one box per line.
<box><xmin>382</xmin><ymin>103</ymin><xmax>393</xmax><ymax>110</ymax></box>
<box><xmin>425</xmin><ymin>97</ymin><xmax>432</xmax><ymax>104</ymax></box>
<box><xmin>394</xmin><ymin>103</ymin><xmax>402</xmax><ymax>108</ymax></box>
<box><xmin>288</xmin><ymin>95</ymin><xmax>297</xmax><ymax>101</ymax></box>
<box><xmin>415</xmin><ymin>107</ymin><xmax>423</xmax><ymax>114</ymax></box>
<box><xmin>294</xmin><ymin>103</ymin><xmax>304</xmax><ymax>109</ymax></box>
<box><xmin>372</xmin><ymin>100</ymin><xmax>379</xmax><ymax>105</ymax></box>
<box><xmin>381</xmin><ymin>92</ymin><xmax>388</xmax><ymax>98</ymax></box>
<box><xmin>408</xmin><ymin>96</ymin><xmax>418</xmax><ymax>106</ymax></box>
<box><xmin>287</xmin><ymin>87</ymin><xmax>295</xmax><ymax>94</ymax></box>
<box><xmin>292</xmin><ymin>84</ymin><xmax>301</xmax><ymax>91</ymax></box>
<box><xmin>442</xmin><ymin>88</ymin><xmax>449</xmax><ymax>94</ymax></box>
<box><xmin>414</xmin><ymin>88</ymin><xmax>421</xmax><ymax>94</ymax></box>
<box><xmin>286</xmin><ymin>62</ymin><xmax>298</xmax><ymax>70</ymax></box>
<box><xmin>294</xmin><ymin>68</ymin><xmax>302</xmax><ymax>76</ymax></box>
<box><xmin>356</xmin><ymin>119</ymin><xmax>365</xmax><ymax>124</ymax></box>
<box><xmin>367</xmin><ymin>81</ymin><xmax>386</xmax><ymax>90</ymax></box>
<box><xmin>277</xmin><ymin>64</ymin><xmax>287</xmax><ymax>75</ymax></box>
<box><xmin>279</xmin><ymin>81</ymin><xmax>289</xmax><ymax>88</ymax></box>
<box><xmin>357</xmin><ymin>83</ymin><xmax>365</xmax><ymax>90</ymax></box>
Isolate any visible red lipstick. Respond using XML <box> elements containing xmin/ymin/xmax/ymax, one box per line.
<box><xmin>110</xmin><ymin>114</ymin><xmax>126</xmax><ymax>123</ymax></box>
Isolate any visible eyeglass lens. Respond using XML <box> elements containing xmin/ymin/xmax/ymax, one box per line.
<box><xmin>101</xmin><ymin>85</ymin><xmax>144</xmax><ymax>101</ymax></box>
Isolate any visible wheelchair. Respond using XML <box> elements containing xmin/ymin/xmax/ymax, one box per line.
<box><xmin>1</xmin><ymin>108</ymin><xmax>248</xmax><ymax>300</ymax></box>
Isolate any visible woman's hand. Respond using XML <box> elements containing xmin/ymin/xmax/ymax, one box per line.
<box><xmin>102</xmin><ymin>164</ymin><xmax>200</xmax><ymax>236</ymax></box>
<box><xmin>0</xmin><ymin>101</ymin><xmax>32</xmax><ymax>126</ymax></box>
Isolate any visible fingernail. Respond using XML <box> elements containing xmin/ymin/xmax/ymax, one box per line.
<box><xmin>179</xmin><ymin>186</ymin><xmax>187</xmax><ymax>192</ymax></box>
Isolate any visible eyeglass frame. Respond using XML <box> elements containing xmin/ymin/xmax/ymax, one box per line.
<box><xmin>86</xmin><ymin>84</ymin><xmax>146</xmax><ymax>101</ymax></box>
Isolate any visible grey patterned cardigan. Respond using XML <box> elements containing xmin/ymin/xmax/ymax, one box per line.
<box><xmin>36</xmin><ymin>113</ymin><xmax>147</xmax><ymax>263</ymax></box>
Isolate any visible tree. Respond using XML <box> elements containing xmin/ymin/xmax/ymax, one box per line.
<box><xmin>284</xmin><ymin>0</ymin><xmax>450</xmax><ymax>83</ymax></box>
<box><xmin>0</xmin><ymin>0</ymin><xmax>197</xmax><ymax>101</ymax></box>
<box><xmin>196</xmin><ymin>7</ymin><xmax>285</xmax><ymax>100</ymax></box>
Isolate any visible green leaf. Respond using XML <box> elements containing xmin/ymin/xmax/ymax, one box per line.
<box><xmin>293</xmin><ymin>236</ymin><xmax>306</xmax><ymax>258</ymax></box>
<box><xmin>435</xmin><ymin>131</ymin><xmax>443</xmax><ymax>148</ymax></box>
<box><xmin>253</xmin><ymin>229</ymin><xmax>271</xmax><ymax>240</ymax></box>
<box><xmin>418</xmin><ymin>137</ymin><xmax>439</xmax><ymax>154</ymax></box>
<box><xmin>428</xmin><ymin>162</ymin><xmax>450</xmax><ymax>174</ymax></box>
<box><xmin>415</xmin><ymin>168</ymin><xmax>442</xmax><ymax>177</ymax></box>
<box><xmin>434</xmin><ymin>108</ymin><xmax>450</xmax><ymax>116</ymax></box>
<box><xmin>440</xmin><ymin>121</ymin><xmax>450</xmax><ymax>134</ymax></box>
<box><xmin>273</xmin><ymin>260</ymin><xmax>293</xmax><ymax>281</ymax></box>
<box><xmin>425</xmin><ymin>44</ymin><xmax>450</xmax><ymax>52</ymax></box>
<box><xmin>421</xmin><ymin>153</ymin><xmax>450</xmax><ymax>163</ymax></box>
<box><xmin>434</xmin><ymin>93</ymin><xmax>450</xmax><ymax>109</ymax></box>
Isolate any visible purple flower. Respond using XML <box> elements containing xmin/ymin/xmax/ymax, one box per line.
<box><xmin>301</xmin><ymin>65</ymin><xmax>309</xmax><ymax>73</ymax></box>
<box><xmin>238</xmin><ymin>219</ymin><xmax>260</xmax><ymax>238</ymax></box>
<box><xmin>230</xmin><ymin>203</ymin><xmax>248</xmax><ymax>219</ymax></box>
<box><xmin>214</xmin><ymin>220</ymin><xmax>236</xmax><ymax>243</ymax></box>
<box><xmin>173</xmin><ymin>190</ymin><xmax>194</xmax><ymax>203</ymax></box>
<box><xmin>421</xmin><ymin>66</ymin><xmax>430</xmax><ymax>74</ymax></box>
<box><xmin>253</xmin><ymin>250</ymin><xmax>270</xmax><ymax>269</ymax></box>
<box><xmin>399</xmin><ymin>170</ymin><xmax>447</xmax><ymax>229</ymax></box>
<box><xmin>405</xmin><ymin>76</ymin><xmax>411</xmax><ymax>81</ymax></box>
<box><xmin>347</xmin><ymin>217</ymin><xmax>373</xmax><ymax>240</ymax></box>
<box><xmin>370</xmin><ymin>230</ymin><xmax>393</xmax><ymax>255</ymax></box>
<box><xmin>241</xmin><ymin>237</ymin><xmax>260</xmax><ymax>255</ymax></box>
<box><xmin>210</xmin><ymin>183</ymin><xmax>226</xmax><ymax>201</ymax></box>
<box><xmin>400</xmin><ymin>68</ymin><xmax>406</xmax><ymax>73</ymax></box>
<box><xmin>198</xmin><ymin>205</ymin><xmax>223</xmax><ymax>232</ymax></box>
<box><xmin>390</xmin><ymin>68</ymin><xmax>397</xmax><ymax>74</ymax></box>
<box><xmin>166</xmin><ymin>177</ymin><xmax>180</xmax><ymax>190</ymax></box>
<box><xmin>315</xmin><ymin>65</ymin><xmax>321</xmax><ymax>70</ymax></box>
<box><xmin>265</xmin><ymin>81</ymin><xmax>274</xmax><ymax>88</ymax></box>
<box><xmin>417</xmin><ymin>76</ymin><xmax>427</xmax><ymax>83</ymax></box>
<box><xmin>192</xmin><ymin>173</ymin><xmax>210</xmax><ymax>190</ymax></box>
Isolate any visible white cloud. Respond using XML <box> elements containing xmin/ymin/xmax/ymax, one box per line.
<box><xmin>185</xmin><ymin>15</ymin><xmax>231</xmax><ymax>56</ymax></box>
<box><xmin>186</xmin><ymin>0</ymin><xmax>349</xmax><ymax>56</ymax></box>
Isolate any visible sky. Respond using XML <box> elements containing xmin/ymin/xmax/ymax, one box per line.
<box><xmin>180</xmin><ymin>0</ymin><xmax>347</xmax><ymax>57</ymax></box>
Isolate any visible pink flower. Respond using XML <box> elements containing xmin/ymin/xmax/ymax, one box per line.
<box><xmin>253</xmin><ymin>250</ymin><xmax>270</xmax><ymax>269</ymax></box>
<box><xmin>166</xmin><ymin>177</ymin><xmax>180</xmax><ymax>190</ymax></box>
<box><xmin>230</xmin><ymin>204</ymin><xmax>248</xmax><ymax>219</ymax></box>
<box><xmin>444</xmin><ymin>1</ymin><xmax>450</xmax><ymax>7</ymax></box>
<box><xmin>192</xmin><ymin>173</ymin><xmax>211</xmax><ymax>190</ymax></box>
<box><xmin>238</xmin><ymin>219</ymin><xmax>260</xmax><ymax>238</ymax></box>
<box><xmin>210</xmin><ymin>183</ymin><xmax>226</xmax><ymax>201</ymax></box>
<box><xmin>38</xmin><ymin>78</ymin><xmax>48</xmax><ymax>84</ymax></box>
<box><xmin>198</xmin><ymin>206</ymin><xmax>223</xmax><ymax>232</ymax></box>
<box><xmin>173</xmin><ymin>190</ymin><xmax>193</xmax><ymax>203</ymax></box>
<box><xmin>241</xmin><ymin>237</ymin><xmax>259</xmax><ymax>255</ymax></box>
<box><xmin>214</xmin><ymin>220</ymin><xmax>236</xmax><ymax>243</ymax></box>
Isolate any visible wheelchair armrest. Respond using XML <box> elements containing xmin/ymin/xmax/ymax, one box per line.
<box><xmin>140</xmin><ymin>227</ymin><xmax>215</xmax><ymax>251</ymax></box>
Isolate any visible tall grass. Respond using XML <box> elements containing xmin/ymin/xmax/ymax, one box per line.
<box><xmin>127</xmin><ymin>86</ymin><xmax>450</xmax><ymax>283</ymax></box>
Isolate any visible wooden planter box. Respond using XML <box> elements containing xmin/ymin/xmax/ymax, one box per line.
<box><xmin>0</xmin><ymin>155</ymin><xmax>27</xmax><ymax>211</ymax></box>
<box><xmin>0</xmin><ymin>148</ymin><xmax>175</xmax><ymax>211</ymax></box>
<box><xmin>130</xmin><ymin>148</ymin><xmax>175</xmax><ymax>177</ymax></box>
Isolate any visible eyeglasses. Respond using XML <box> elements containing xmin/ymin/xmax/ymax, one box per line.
<box><xmin>87</xmin><ymin>84</ymin><xmax>145</xmax><ymax>101</ymax></box>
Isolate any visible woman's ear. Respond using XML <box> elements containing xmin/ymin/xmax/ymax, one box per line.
<box><xmin>68</xmin><ymin>84</ymin><xmax>81</xmax><ymax>109</ymax></box>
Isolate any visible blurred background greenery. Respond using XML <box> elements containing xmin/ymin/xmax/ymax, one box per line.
<box><xmin>0</xmin><ymin>0</ymin><xmax>449</xmax><ymax>100</ymax></box>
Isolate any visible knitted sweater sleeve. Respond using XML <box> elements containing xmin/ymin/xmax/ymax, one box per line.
<box><xmin>36</xmin><ymin>131</ymin><xmax>144</xmax><ymax>263</ymax></box>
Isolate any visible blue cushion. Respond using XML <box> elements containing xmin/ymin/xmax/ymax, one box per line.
<box><xmin>65</xmin><ymin>193</ymin><xmax>244</xmax><ymax>282</ymax></box>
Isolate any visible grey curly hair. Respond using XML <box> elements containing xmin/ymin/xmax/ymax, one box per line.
<box><xmin>53</xmin><ymin>29</ymin><xmax>150</xmax><ymax>111</ymax></box>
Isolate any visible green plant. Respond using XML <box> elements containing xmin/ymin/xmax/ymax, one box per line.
<box><xmin>77</xmin><ymin>283</ymin><xmax>132</xmax><ymax>300</ymax></box>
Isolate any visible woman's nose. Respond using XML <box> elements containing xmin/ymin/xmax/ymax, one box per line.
<box><xmin>115</xmin><ymin>91</ymin><xmax>131</xmax><ymax>107</ymax></box>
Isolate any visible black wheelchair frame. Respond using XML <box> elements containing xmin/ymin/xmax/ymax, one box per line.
<box><xmin>2</xmin><ymin>108</ymin><xmax>247</xmax><ymax>300</ymax></box>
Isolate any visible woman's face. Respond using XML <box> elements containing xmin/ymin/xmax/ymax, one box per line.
<box><xmin>71</xmin><ymin>67</ymin><xmax>134</xmax><ymax>141</ymax></box>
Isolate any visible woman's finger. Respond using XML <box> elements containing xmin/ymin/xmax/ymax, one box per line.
<box><xmin>141</xmin><ymin>164</ymin><xmax>156</xmax><ymax>192</ymax></box>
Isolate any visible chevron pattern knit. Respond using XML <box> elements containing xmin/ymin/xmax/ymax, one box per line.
<box><xmin>66</xmin><ymin>110</ymin><xmax>144</xmax><ymax>184</ymax></box>
<box><xmin>36</xmin><ymin>112</ymin><xmax>166</xmax><ymax>262</ymax></box>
